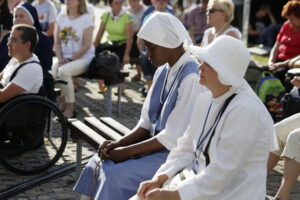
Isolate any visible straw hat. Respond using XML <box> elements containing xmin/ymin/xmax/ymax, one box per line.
<box><xmin>190</xmin><ymin>35</ymin><xmax>250</xmax><ymax>87</ymax></box>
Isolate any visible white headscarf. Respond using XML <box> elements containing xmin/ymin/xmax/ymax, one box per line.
<box><xmin>137</xmin><ymin>12</ymin><xmax>192</xmax><ymax>48</ymax></box>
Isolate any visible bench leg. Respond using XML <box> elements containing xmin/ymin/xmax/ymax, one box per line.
<box><xmin>76</xmin><ymin>139</ymin><xmax>83</xmax><ymax>180</ymax></box>
<box><xmin>106</xmin><ymin>86</ymin><xmax>112</xmax><ymax>117</ymax></box>
<box><xmin>117</xmin><ymin>85</ymin><xmax>121</xmax><ymax>114</ymax></box>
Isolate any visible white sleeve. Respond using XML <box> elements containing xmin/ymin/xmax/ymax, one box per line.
<box><xmin>12</xmin><ymin>64</ymin><xmax>43</xmax><ymax>93</ymax></box>
<box><xmin>155</xmin><ymin>73</ymin><xmax>206</xmax><ymax>150</ymax></box>
<box><xmin>177</xmin><ymin>104</ymin><xmax>264</xmax><ymax>200</ymax></box>
<box><xmin>87</xmin><ymin>4</ymin><xmax>95</xmax><ymax>19</ymax></box>
<box><xmin>154</xmin><ymin>126</ymin><xmax>197</xmax><ymax>178</ymax></box>
<box><xmin>82</xmin><ymin>14</ymin><xmax>94</xmax><ymax>29</ymax></box>
<box><xmin>48</xmin><ymin>2</ymin><xmax>58</xmax><ymax>23</ymax></box>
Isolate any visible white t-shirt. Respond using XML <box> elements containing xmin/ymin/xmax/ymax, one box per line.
<box><xmin>33</xmin><ymin>0</ymin><xmax>57</xmax><ymax>32</ymax></box>
<box><xmin>1</xmin><ymin>55</ymin><xmax>43</xmax><ymax>94</ymax></box>
<box><xmin>201</xmin><ymin>26</ymin><xmax>241</xmax><ymax>47</ymax></box>
<box><xmin>57</xmin><ymin>12</ymin><xmax>95</xmax><ymax>60</ymax></box>
<box><xmin>86</xmin><ymin>3</ymin><xmax>95</xmax><ymax>20</ymax></box>
<box><xmin>126</xmin><ymin>5</ymin><xmax>147</xmax><ymax>32</ymax></box>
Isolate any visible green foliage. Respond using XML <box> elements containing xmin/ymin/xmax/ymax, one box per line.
<box><xmin>251</xmin><ymin>55</ymin><xmax>269</xmax><ymax>66</ymax></box>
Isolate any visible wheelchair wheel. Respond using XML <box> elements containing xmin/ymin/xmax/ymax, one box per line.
<box><xmin>0</xmin><ymin>95</ymin><xmax>68</xmax><ymax>175</ymax></box>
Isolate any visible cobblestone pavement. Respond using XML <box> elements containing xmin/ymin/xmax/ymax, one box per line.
<box><xmin>0</xmin><ymin>64</ymin><xmax>146</xmax><ymax>200</ymax></box>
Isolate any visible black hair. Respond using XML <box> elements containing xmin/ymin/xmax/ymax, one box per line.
<box><xmin>12</xmin><ymin>24</ymin><xmax>39</xmax><ymax>52</ymax></box>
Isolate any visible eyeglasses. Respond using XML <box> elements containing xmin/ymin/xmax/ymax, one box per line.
<box><xmin>207</xmin><ymin>8</ymin><xmax>224</xmax><ymax>14</ymax></box>
<box><xmin>7</xmin><ymin>37</ymin><xmax>25</xmax><ymax>44</ymax></box>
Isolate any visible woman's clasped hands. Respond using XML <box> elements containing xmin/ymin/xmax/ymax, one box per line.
<box><xmin>136</xmin><ymin>175</ymin><xmax>180</xmax><ymax>200</ymax></box>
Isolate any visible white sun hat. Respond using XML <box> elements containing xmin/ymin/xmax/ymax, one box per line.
<box><xmin>137</xmin><ymin>12</ymin><xmax>192</xmax><ymax>48</ymax></box>
<box><xmin>190</xmin><ymin>35</ymin><xmax>251</xmax><ymax>88</ymax></box>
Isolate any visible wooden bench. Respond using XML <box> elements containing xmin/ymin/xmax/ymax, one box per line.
<box><xmin>67</xmin><ymin>117</ymin><xmax>130</xmax><ymax>179</ymax></box>
<box><xmin>78</xmin><ymin>72</ymin><xmax>129</xmax><ymax>116</ymax></box>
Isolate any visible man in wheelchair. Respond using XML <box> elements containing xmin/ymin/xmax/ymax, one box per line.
<box><xmin>0</xmin><ymin>24</ymin><xmax>44</xmax><ymax>152</ymax></box>
<box><xmin>0</xmin><ymin>24</ymin><xmax>43</xmax><ymax>101</ymax></box>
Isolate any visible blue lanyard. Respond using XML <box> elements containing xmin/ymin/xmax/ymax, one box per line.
<box><xmin>195</xmin><ymin>94</ymin><xmax>236</xmax><ymax>158</ymax></box>
<box><xmin>159</xmin><ymin>65</ymin><xmax>184</xmax><ymax>104</ymax></box>
<box><xmin>195</xmin><ymin>101</ymin><xmax>213</xmax><ymax>156</ymax></box>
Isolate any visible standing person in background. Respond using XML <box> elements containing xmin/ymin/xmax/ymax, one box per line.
<box><xmin>0</xmin><ymin>0</ymin><xmax>13</xmax><ymax>40</ymax></box>
<box><xmin>94</xmin><ymin>0</ymin><xmax>133</xmax><ymax>94</ymax></box>
<box><xmin>127</xmin><ymin>0</ymin><xmax>146</xmax><ymax>82</ymax></box>
<box><xmin>51</xmin><ymin>0</ymin><xmax>94</xmax><ymax>118</ymax></box>
<box><xmin>201</xmin><ymin>0</ymin><xmax>241</xmax><ymax>47</ymax></box>
<box><xmin>268</xmin><ymin>0</ymin><xmax>300</xmax><ymax>85</ymax></box>
<box><xmin>186</xmin><ymin>0</ymin><xmax>210</xmax><ymax>45</ymax></box>
<box><xmin>32</xmin><ymin>0</ymin><xmax>57</xmax><ymax>41</ymax></box>
<box><xmin>0</xmin><ymin>2</ymin><xmax>53</xmax><ymax>74</ymax></box>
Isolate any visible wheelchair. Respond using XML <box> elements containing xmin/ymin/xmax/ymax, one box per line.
<box><xmin>0</xmin><ymin>94</ymin><xmax>68</xmax><ymax>175</ymax></box>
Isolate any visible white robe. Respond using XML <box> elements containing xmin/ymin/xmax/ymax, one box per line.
<box><xmin>155</xmin><ymin>82</ymin><xmax>276</xmax><ymax>200</ymax></box>
<box><xmin>137</xmin><ymin>52</ymin><xmax>207</xmax><ymax>150</ymax></box>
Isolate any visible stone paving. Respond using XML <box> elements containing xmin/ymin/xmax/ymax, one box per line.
<box><xmin>0</xmin><ymin>64</ymin><xmax>145</xmax><ymax>200</ymax></box>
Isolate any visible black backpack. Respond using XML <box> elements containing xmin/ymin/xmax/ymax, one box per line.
<box><xmin>244</xmin><ymin>61</ymin><xmax>265</xmax><ymax>91</ymax></box>
<box><xmin>282</xmin><ymin>89</ymin><xmax>300</xmax><ymax>117</ymax></box>
<box><xmin>87</xmin><ymin>50</ymin><xmax>120</xmax><ymax>79</ymax></box>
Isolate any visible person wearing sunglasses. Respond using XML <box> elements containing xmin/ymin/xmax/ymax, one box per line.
<box><xmin>200</xmin><ymin>0</ymin><xmax>241</xmax><ymax>47</ymax></box>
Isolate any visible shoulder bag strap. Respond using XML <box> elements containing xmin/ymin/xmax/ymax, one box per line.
<box><xmin>9</xmin><ymin>61</ymin><xmax>40</xmax><ymax>82</ymax></box>
<box><xmin>203</xmin><ymin>93</ymin><xmax>236</xmax><ymax>166</ymax></box>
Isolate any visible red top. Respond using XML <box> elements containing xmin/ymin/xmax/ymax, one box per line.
<box><xmin>276</xmin><ymin>21</ymin><xmax>300</xmax><ymax>60</ymax></box>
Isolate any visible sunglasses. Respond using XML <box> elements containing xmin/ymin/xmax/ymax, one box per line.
<box><xmin>207</xmin><ymin>8</ymin><xmax>224</xmax><ymax>14</ymax></box>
